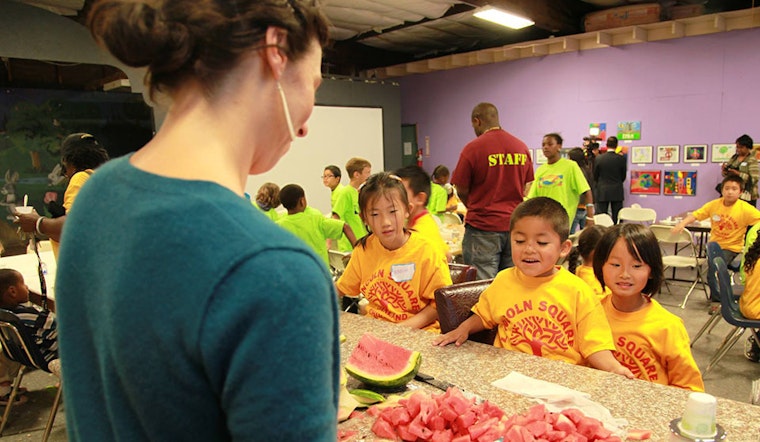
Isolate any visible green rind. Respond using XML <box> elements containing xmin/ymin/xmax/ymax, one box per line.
<box><xmin>345</xmin><ymin>352</ymin><xmax>421</xmax><ymax>388</ymax></box>
<box><xmin>349</xmin><ymin>389</ymin><xmax>385</xmax><ymax>405</ymax></box>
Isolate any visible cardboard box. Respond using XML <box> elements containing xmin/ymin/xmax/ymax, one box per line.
<box><xmin>667</xmin><ymin>4</ymin><xmax>706</xmax><ymax>20</ymax></box>
<box><xmin>584</xmin><ymin>3</ymin><xmax>662</xmax><ymax>32</ymax></box>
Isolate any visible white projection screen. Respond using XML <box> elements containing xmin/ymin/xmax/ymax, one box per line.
<box><xmin>245</xmin><ymin>105</ymin><xmax>385</xmax><ymax>215</ymax></box>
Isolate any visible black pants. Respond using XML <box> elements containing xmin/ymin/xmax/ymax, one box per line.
<box><xmin>595</xmin><ymin>201</ymin><xmax>623</xmax><ymax>224</ymax></box>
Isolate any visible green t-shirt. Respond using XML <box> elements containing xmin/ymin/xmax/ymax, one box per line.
<box><xmin>427</xmin><ymin>182</ymin><xmax>448</xmax><ymax>214</ymax></box>
<box><xmin>277</xmin><ymin>210</ymin><xmax>344</xmax><ymax>267</ymax></box>
<box><xmin>254</xmin><ymin>201</ymin><xmax>282</xmax><ymax>222</ymax></box>
<box><xmin>332</xmin><ymin>185</ymin><xmax>367</xmax><ymax>251</ymax></box>
<box><xmin>527</xmin><ymin>158</ymin><xmax>590</xmax><ymax>226</ymax></box>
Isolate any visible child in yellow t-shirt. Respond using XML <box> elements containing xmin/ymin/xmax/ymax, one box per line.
<box><xmin>276</xmin><ymin>184</ymin><xmax>356</xmax><ymax>268</ymax></box>
<box><xmin>336</xmin><ymin>172</ymin><xmax>452</xmax><ymax>331</ymax></box>
<box><xmin>673</xmin><ymin>175</ymin><xmax>760</xmax><ymax>268</ymax></box>
<box><xmin>567</xmin><ymin>225</ymin><xmax>610</xmax><ymax>298</ymax></box>
<box><xmin>433</xmin><ymin>197</ymin><xmax>633</xmax><ymax>378</ymax></box>
<box><xmin>395</xmin><ymin>165</ymin><xmax>452</xmax><ymax>262</ymax></box>
<box><xmin>594</xmin><ymin>224</ymin><xmax>704</xmax><ymax>391</ymax></box>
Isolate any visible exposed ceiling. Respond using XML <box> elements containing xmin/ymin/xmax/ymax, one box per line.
<box><xmin>2</xmin><ymin>0</ymin><xmax>758</xmax><ymax>90</ymax></box>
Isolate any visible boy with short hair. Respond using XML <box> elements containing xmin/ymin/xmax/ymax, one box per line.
<box><xmin>322</xmin><ymin>165</ymin><xmax>343</xmax><ymax>207</ymax></box>
<box><xmin>0</xmin><ymin>269</ymin><xmax>59</xmax><ymax>375</ymax></box>
<box><xmin>332</xmin><ymin>157</ymin><xmax>371</xmax><ymax>251</ymax></box>
<box><xmin>433</xmin><ymin>197</ymin><xmax>633</xmax><ymax>378</ymax></box>
<box><xmin>277</xmin><ymin>184</ymin><xmax>357</xmax><ymax>267</ymax></box>
<box><xmin>673</xmin><ymin>175</ymin><xmax>760</xmax><ymax>281</ymax></box>
<box><xmin>394</xmin><ymin>165</ymin><xmax>452</xmax><ymax>263</ymax></box>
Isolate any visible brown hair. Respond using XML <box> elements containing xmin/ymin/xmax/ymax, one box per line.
<box><xmin>346</xmin><ymin>157</ymin><xmax>371</xmax><ymax>178</ymax></box>
<box><xmin>87</xmin><ymin>0</ymin><xmax>330</xmax><ymax>100</ymax></box>
<box><xmin>510</xmin><ymin>197</ymin><xmax>569</xmax><ymax>241</ymax></box>
<box><xmin>255</xmin><ymin>182</ymin><xmax>281</xmax><ymax>210</ymax></box>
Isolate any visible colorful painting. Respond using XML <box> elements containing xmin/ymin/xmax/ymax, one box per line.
<box><xmin>617</xmin><ymin>120</ymin><xmax>641</xmax><ymax>141</ymax></box>
<box><xmin>711</xmin><ymin>144</ymin><xmax>734</xmax><ymax>163</ymax></box>
<box><xmin>656</xmin><ymin>145</ymin><xmax>680</xmax><ymax>164</ymax></box>
<box><xmin>534</xmin><ymin>148</ymin><xmax>547</xmax><ymax>164</ymax></box>
<box><xmin>589</xmin><ymin>122</ymin><xmax>606</xmax><ymax>141</ymax></box>
<box><xmin>630</xmin><ymin>170</ymin><xmax>661</xmax><ymax>194</ymax></box>
<box><xmin>631</xmin><ymin>146</ymin><xmax>653</xmax><ymax>164</ymax></box>
<box><xmin>684</xmin><ymin>145</ymin><xmax>707</xmax><ymax>163</ymax></box>
<box><xmin>663</xmin><ymin>170</ymin><xmax>697</xmax><ymax>196</ymax></box>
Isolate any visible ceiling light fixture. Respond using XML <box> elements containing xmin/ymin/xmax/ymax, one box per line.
<box><xmin>473</xmin><ymin>7</ymin><xmax>534</xmax><ymax>30</ymax></box>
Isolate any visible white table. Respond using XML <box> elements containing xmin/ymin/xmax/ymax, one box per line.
<box><xmin>0</xmin><ymin>250</ymin><xmax>56</xmax><ymax>299</ymax></box>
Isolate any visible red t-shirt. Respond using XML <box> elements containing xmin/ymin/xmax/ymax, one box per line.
<box><xmin>451</xmin><ymin>129</ymin><xmax>533</xmax><ymax>231</ymax></box>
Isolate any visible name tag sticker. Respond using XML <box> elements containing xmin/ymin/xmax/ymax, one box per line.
<box><xmin>712</xmin><ymin>214</ymin><xmax>721</xmax><ymax>222</ymax></box>
<box><xmin>391</xmin><ymin>263</ymin><xmax>415</xmax><ymax>282</ymax></box>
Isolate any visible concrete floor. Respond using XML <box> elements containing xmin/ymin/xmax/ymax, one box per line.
<box><xmin>0</xmin><ymin>268</ymin><xmax>758</xmax><ymax>441</ymax></box>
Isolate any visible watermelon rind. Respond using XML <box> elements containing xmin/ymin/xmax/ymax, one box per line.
<box><xmin>344</xmin><ymin>333</ymin><xmax>422</xmax><ymax>389</ymax></box>
<box><xmin>349</xmin><ymin>389</ymin><xmax>385</xmax><ymax>405</ymax></box>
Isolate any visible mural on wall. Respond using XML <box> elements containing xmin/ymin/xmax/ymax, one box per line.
<box><xmin>1</xmin><ymin>88</ymin><xmax>154</xmax><ymax>254</ymax></box>
<box><xmin>663</xmin><ymin>170</ymin><xmax>697</xmax><ymax>196</ymax></box>
<box><xmin>630</xmin><ymin>170</ymin><xmax>661</xmax><ymax>195</ymax></box>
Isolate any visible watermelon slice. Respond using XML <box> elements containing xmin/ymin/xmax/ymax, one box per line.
<box><xmin>345</xmin><ymin>333</ymin><xmax>421</xmax><ymax>388</ymax></box>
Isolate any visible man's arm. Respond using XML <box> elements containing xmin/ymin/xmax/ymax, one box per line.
<box><xmin>455</xmin><ymin>183</ymin><xmax>470</xmax><ymax>206</ymax></box>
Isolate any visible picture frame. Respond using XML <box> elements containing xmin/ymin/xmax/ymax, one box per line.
<box><xmin>656</xmin><ymin>145</ymin><xmax>680</xmax><ymax>164</ymax></box>
<box><xmin>684</xmin><ymin>144</ymin><xmax>707</xmax><ymax>163</ymax></box>
<box><xmin>630</xmin><ymin>170</ymin><xmax>661</xmax><ymax>194</ymax></box>
<box><xmin>711</xmin><ymin>144</ymin><xmax>735</xmax><ymax>162</ymax></box>
<box><xmin>534</xmin><ymin>148</ymin><xmax>547</xmax><ymax>164</ymax></box>
<box><xmin>663</xmin><ymin>170</ymin><xmax>697</xmax><ymax>196</ymax></box>
<box><xmin>631</xmin><ymin>146</ymin><xmax>653</xmax><ymax>164</ymax></box>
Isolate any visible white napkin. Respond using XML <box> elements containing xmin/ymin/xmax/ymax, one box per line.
<box><xmin>491</xmin><ymin>371</ymin><xmax>628</xmax><ymax>436</ymax></box>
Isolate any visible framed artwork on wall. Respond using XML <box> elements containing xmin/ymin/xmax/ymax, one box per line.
<box><xmin>684</xmin><ymin>144</ymin><xmax>707</xmax><ymax>163</ymax></box>
<box><xmin>630</xmin><ymin>170</ymin><xmax>661</xmax><ymax>194</ymax></box>
<box><xmin>656</xmin><ymin>145</ymin><xmax>680</xmax><ymax>164</ymax></box>
<box><xmin>631</xmin><ymin>146</ymin><xmax>653</xmax><ymax>164</ymax></box>
<box><xmin>711</xmin><ymin>144</ymin><xmax>735</xmax><ymax>162</ymax></box>
<box><xmin>663</xmin><ymin>170</ymin><xmax>697</xmax><ymax>196</ymax></box>
<box><xmin>534</xmin><ymin>148</ymin><xmax>547</xmax><ymax>164</ymax></box>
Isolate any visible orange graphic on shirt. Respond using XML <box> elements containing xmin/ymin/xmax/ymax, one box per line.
<box><xmin>614</xmin><ymin>336</ymin><xmax>659</xmax><ymax>382</ymax></box>
<box><xmin>362</xmin><ymin>268</ymin><xmax>421</xmax><ymax>322</ymax></box>
<box><xmin>498</xmin><ymin>300</ymin><xmax>575</xmax><ymax>356</ymax></box>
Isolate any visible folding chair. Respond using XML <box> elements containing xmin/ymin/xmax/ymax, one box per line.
<box><xmin>593</xmin><ymin>213</ymin><xmax>614</xmax><ymax>227</ymax></box>
<box><xmin>691</xmin><ymin>242</ymin><xmax>743</xmax><ymax>346</ymax></box>
<box><xmin>440</xmin><ymin>212</ymin><xmax>462</xmax><ymax>226</ymax></box>
<box><xmin>650</xmin><ymin>225</ymin><xmax>707</xmax><ymax>308</ymax></box>
<box><xmin>0</xmin><ymin>309</ymin><xmax>62</xmax><ymax>441</ymax></box>
<box><xmin>434</xmin><ymin>279</ymin><xmax>496</xmax><ymax>345</ymax></box>
<box><xmin>704</xmin><ymin>257</ymin><xmax>760</xmax><ymax>373</ymax></box>
<box><xmin>328</xmin><ymin>249</ymin><xmax>351</xmax><ymax>281</ymax></box>
<box><xmin>617</xmin><ymin>207</ymin><xmax>657</xmax><ymax>225</ymax></box>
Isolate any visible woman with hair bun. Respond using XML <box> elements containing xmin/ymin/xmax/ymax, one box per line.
<box><xmin>55</xmin><ymin>1</ymin><xmax>338</xmax><ymax>440</ymax></box>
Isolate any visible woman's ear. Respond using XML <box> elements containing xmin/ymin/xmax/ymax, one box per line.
<box><xmin>264</xmin><ymin>26</ymin><xmax>289</xmax><ymax>80</ymax></box>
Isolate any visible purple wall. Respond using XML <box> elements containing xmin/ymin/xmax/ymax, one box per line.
<box><xmin>400</xmin><ymin>28</ymin><xmax>760</xmax><ymax>219</ymax></box>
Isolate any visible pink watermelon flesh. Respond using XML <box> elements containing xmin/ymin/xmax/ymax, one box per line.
<box><xmin>345</xmin><ymin>333</ymin><xmax>420</xmax><ymax>387</ymax></box>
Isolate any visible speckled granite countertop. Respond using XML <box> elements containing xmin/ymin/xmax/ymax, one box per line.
<box><xmin>338</xmin><ymin>313</ymin><xmax>760</xmax><ymax>442</ymax></box>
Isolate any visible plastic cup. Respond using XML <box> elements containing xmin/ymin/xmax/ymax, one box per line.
<box><xmin>678</xmin><ymin>392</ymin><xmax>717</xmax><ymax>438</ymax></box>
<box><xmin>14</xmin><ymin>206</ymin><xmax>33</xmax><ymax>215</ymax></box>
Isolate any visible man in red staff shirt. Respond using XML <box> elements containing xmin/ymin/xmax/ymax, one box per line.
<box><xmin>451</xmin><ymin>102</ymin><xmax>534</xmax><ymax>279</ymax></box>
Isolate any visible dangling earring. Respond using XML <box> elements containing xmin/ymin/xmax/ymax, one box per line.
<box><xmin>276</xmin><ymin>81</ymin><xmax>297</xmax><ymax>141</ymax></box>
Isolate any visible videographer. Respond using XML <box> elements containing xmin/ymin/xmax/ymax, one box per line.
<box><xmin>722</xmin><ymin>134</ymin><xmax>758</xmax><ymax>207</ymax></box>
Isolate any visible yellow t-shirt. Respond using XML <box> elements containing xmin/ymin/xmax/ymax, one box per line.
<box><xmin>472</xmin><ymin>266</ymin><xmax>614</xmax><ymax>365</ymax></box>
<box><xmin>410</xmin><ymin>212</ymin><xmax>449</xmax><ymax>259</ymax></box>
<box><xmin>276</xmin><ymin>210</ymin><xmax>344</xmax><ymax>267</ymax></box>
<box><xmin>602</xmin><ymin>296</ymin><xmax>704</xmax><ymax>392</ymax></box>
<box><xmin>692</xmin><ymin>198</ymin><xmax>760</xmax><ymax>252</ymax></box>
<box><xmin>740</xmin><ymin>224</ymin><xmax>760</xmax><ymax>318</ymax></box>
<box><xmin>575</xmin><ymin>264</ymin><xmax>610</xmax><ymax>298</ymax></box>
<box><xmin>336</xmin><ymin>232</ymin><xmax>451</xmax><ymax>331</ymax></box>
<box><xmin>52</xmin><ymin>169</ymin><xmax>92</xmax><ymax>258</ymax></box>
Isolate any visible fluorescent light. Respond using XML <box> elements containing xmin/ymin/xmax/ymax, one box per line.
<box><xmin>474</xmin><ymin>7</ymin><xmax>534</xmax><ymax>30</ymax></box>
